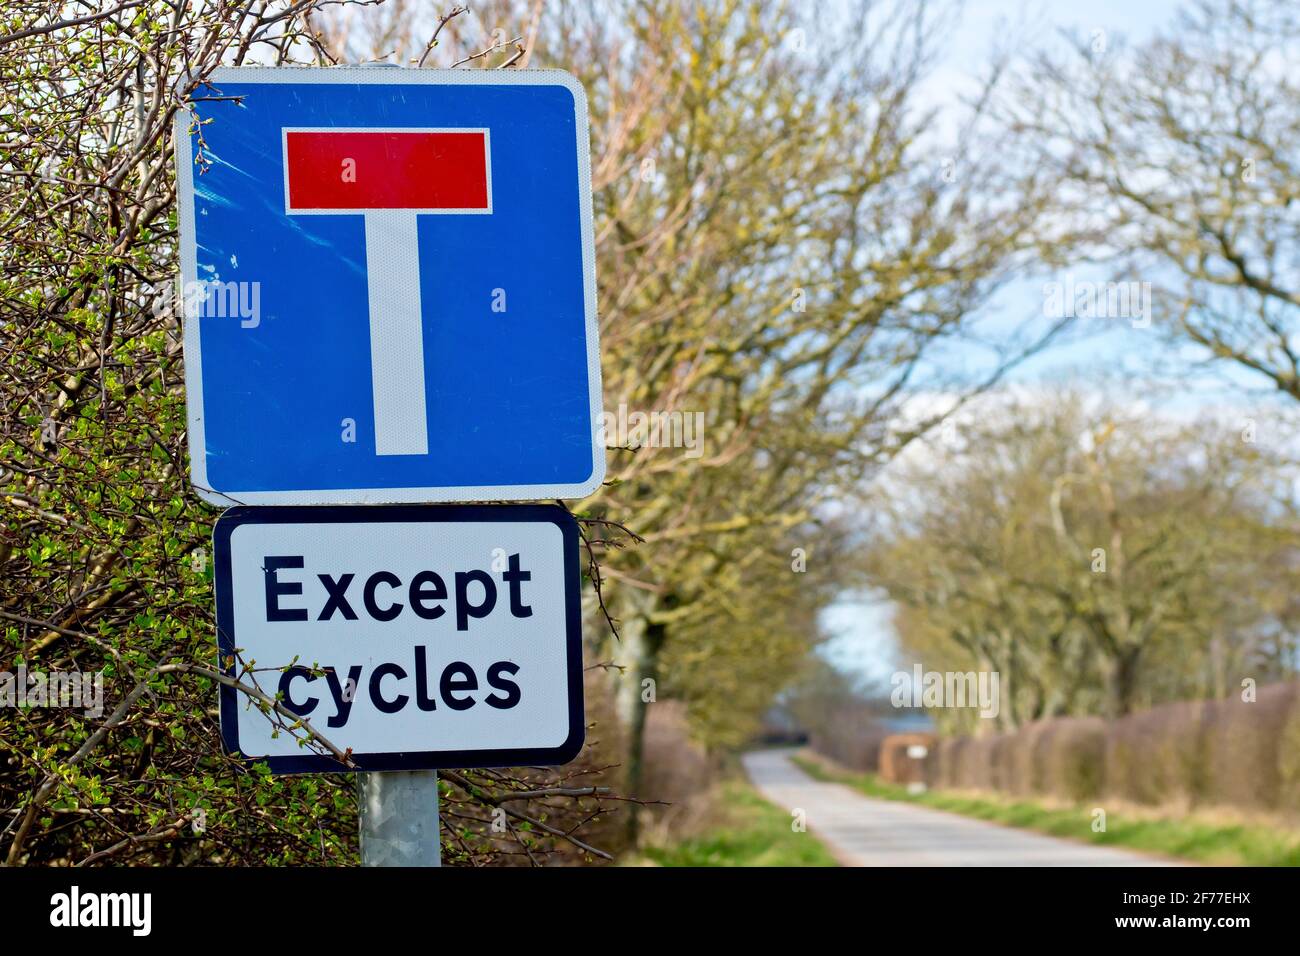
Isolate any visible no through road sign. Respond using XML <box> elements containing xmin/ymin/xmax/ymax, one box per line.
<box><xmin>177</xmin><ymin>67</ymin><xmax>603</xmax><ymax>506</ymax></box>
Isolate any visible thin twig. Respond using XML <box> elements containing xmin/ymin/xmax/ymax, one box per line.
<box><xmin>417</xmin><ymin>5</ymin><xmax>468</xmax><ymax>68</ymax></box>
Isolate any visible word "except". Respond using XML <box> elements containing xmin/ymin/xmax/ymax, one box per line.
<box><xmin>261</xmin><ymin>553</ymin><xmax>533</xmax><ymax>631</ymax></box>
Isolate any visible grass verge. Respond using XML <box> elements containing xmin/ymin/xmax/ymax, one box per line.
<box><xmin>632</xmin><ymin>780</ymin><xmax>839</xmax><ymax>867</ymax></box>
<box><xmin>793</xmin><ymin>753</ymin><xmax>1300</xmax><ymax>866</ymax></box>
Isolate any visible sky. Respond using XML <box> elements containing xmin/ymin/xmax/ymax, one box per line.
<box><xmin>817</xmin><ymin>0</ymin><xmax>1235</xmax><ymax>687</ymax></box>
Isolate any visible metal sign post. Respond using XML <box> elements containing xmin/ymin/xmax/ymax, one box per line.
<box><xmin>183</xmin><ymin>68</ymin><xmax>600</xmax><ymax>869</ymax></box>
<box><xmin>359</xmin><ymin>771</ymin><xmax>441</xmax><ymax>867</ymax></box>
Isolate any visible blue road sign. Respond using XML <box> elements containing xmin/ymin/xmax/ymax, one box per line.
<box><xmin>176</xmin><ymin>68</ymin><xmax>603</xmax><ymax>505</ymax></box>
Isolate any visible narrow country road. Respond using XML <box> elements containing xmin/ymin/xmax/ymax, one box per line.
<box><xmin>742</xmin><ymin>749</ymin><xmax>1177</xmax><ymax>867</ymax></box>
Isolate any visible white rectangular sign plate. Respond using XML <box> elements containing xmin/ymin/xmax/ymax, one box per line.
<box><xmin>213</xmin><ymin>505</ymin><xmax>584</xmax><ymax>773</ymax></box>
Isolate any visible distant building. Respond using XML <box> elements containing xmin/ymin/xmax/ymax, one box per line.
<box><xmin>881</xmin><ymin>712</ymin><xmax>934</xmax><ymax>734</ymax></box>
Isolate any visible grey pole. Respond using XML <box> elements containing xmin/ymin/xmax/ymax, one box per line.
<box><xmin>353</xmin><ymin>57</ymin><xmax>441</xmax><ymax>870</ymax></box>
<box><xmin>358</xmin><ymin>770</ymin><xmax>441</xmax><ymax>866</ymax></box>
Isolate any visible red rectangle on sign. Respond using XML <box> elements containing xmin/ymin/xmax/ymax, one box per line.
<box><xmin>284</xmin><ymin>130</ymin><xmax>490</xmax><ymax>211</ymax></box>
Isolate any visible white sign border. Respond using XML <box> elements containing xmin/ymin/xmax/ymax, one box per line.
<box><xmin>176</xmin><ymin>67</ymin><xmax>605</xmax><ymax>507</ymax></box>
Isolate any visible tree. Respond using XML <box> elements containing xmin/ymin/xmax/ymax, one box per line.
<box><xmin>528</xmin><ymin>0</ymin><xmax>1066</xmax><ymax>836</ymax></box>
<box><xmin>999</xmin><ymin>0</ymin><xmax>1300</xmax><ymax>400</ymax></box>
<box><xmin>862</xmin><ymin>390</ymin><xmax>1298</xmax><ymax>728</ymax></box>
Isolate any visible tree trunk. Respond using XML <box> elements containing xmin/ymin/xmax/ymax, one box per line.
<box><xmin>1108</xmin><ymin>647</ymin><xmax>1142</xmax><ymax>717</ymax></box>
<box><xmin>612</xmin><ymin>591</ymin><xmax>665</xmax><ymax>846</ymax></box>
